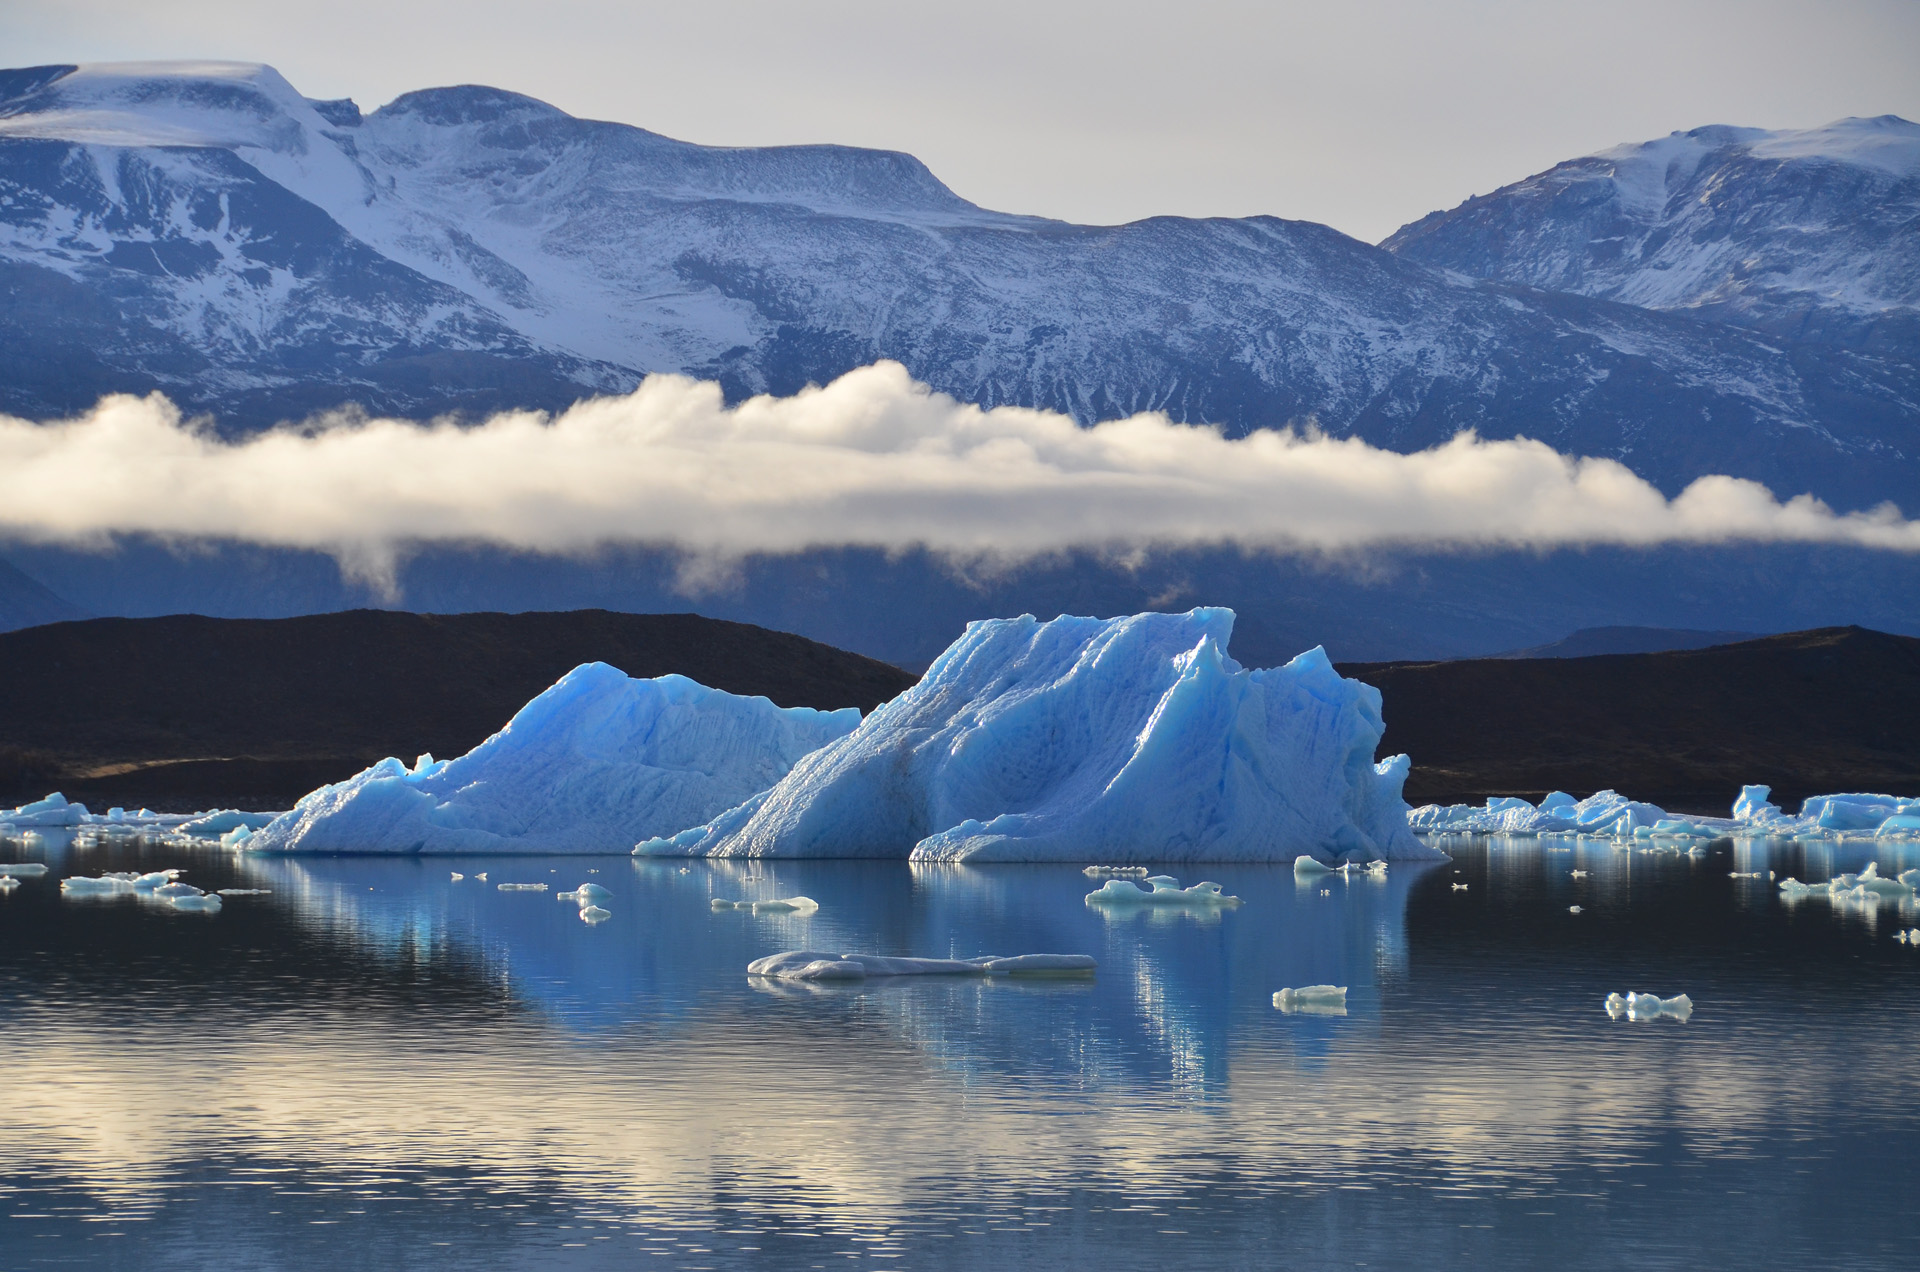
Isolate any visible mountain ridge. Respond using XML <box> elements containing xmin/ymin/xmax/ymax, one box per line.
<box><xmin>1</xmin><ymin>61</ymin><xmax>1915</xmax><ymax>511</ymax></box>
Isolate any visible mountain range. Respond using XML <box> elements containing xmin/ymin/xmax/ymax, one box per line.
<box><xmin>1</xmin><ymin>60</ymin><xmax>1917</xmax><ymax>657</ymax></box>
<box><xmin>2</xmin><ymin>61</ymin><xmax>1917</xmax><ymax>510</ymax></box>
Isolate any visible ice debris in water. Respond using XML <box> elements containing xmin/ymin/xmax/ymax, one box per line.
<box><xmin>242</xmin><ymin>663</ymin><xmax>860</xmax><ymax>854</ymax></box>
<box><xmin>0</xmin><ymin>863</ymin><xmax>49</xmax><ymax>877</ymax></box>
<box><xmin>1893</xmin><ymin>928</ymin><xmax>1920</xmax><ymax>944</ymax></box>
<box><xmin>556</xmin><ymin>882</ymin><xmax>611</xmax><ymax>905</ymax></box>
<box><xmin>1411</xmin><ymin>783</ymin><xmax>1920</xmax><ymax>842</ymax></box>
<box><xmin>1605</xmin><ymin>992</ymin><xmax>1693</xmax><ymax>1021</ymax></box>
<box><xmin>1083</xmin><ymin>865</ymin><xmax>1151</xmax><ymax>878</ymax></box>
<box><xmin>712</xmin><ymin>896</ymin><xmax>819</xmax><ymax>914</ymax></box>
<box><xmin>641</xmin><ymin>609</ymin><xmax>1444</xmax><ymax>864</ymax></box>
<box><xmin>1085</xmin><ymin>875</ymin><xmax>1240</xmax><ymax>907</ymax></box>
<box><xmin>497</xmin><ymin>882</ymin><xmax>548</xmax><ymax>892</ymax></box>
<box><xmin>748</xmin><ymin>951</ymin><xmax>1096</xmax><ymax>980</ymax></box>
<box><xmin>1570</xmin><ymin>869</ymin><xmax>1589</xmax><ymax>878</ymax></box>
<box><xmin>1569</xmin><ymin>905</ymin><xmax>1583</xmax><ymax>914</ymax></box>
<box><xmin>580</xmin><ymin>906</ymin><xmax>611</xmax><ymax>924</ymax></box>
<box><xmin>0</xmin><ymin>877</ymin><xmax>18</xmax><ymax>891</ymax></box>
<box><xmin>1451</xmin><ymin>882</ymin><xmax>1469</xmax><ymax>891</ymax></box>
<box><xmin>1777</xmin><ymin>861</ymin><xmax>1916</xmax><ymax>905</ymax></box>
<box><xmin>1272</xmin><ymin>985</ymin><xmax>1347</xmax><ymax>1014</ymax></box>
<box><xmin>450</xmin><ymin>872</ymin><xmax>464</xmax><ymax>882</ymax></box>
<box><xmin>216</xmin><ymin>889</ymin><xmax>271</xmax><ymax>896</ymax></box>
<box><xmin>1294</xmin><ymin>855</ymin><xmax>1387</xmax><ymax>879</ymax></box>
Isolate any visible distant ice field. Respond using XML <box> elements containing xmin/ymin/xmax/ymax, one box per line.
<box><xmin>1</xmin><ymin>826</ymin><xmax>1915</xmax><ymax>1270</ymax></box>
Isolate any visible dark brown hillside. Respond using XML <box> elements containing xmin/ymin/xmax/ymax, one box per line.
<box><xmin>0</xmin><ymin>609</ymin><xmax>915</xmax><ymax>811</ymax></box>
<box><xmin>1339</xmin><ymin>626</ymin><xmax>1920</xmax><ymax>813</ymax></box>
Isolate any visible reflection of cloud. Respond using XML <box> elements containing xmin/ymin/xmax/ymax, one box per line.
<box><xmin>3</xmin><ymin>362</ymin><xmax>1915</xmax><ymax>595</ymax></box>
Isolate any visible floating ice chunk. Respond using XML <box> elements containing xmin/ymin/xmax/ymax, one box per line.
<box><xmin>1085</xmin><ymin>876</ymin><xmax>1241</xmax><ymax>907</ymax></box>
<box><xmin>1568</xmin><ymin>905</ymin><xmax>1583</xmax><ymax>913</ymax></box>
<box><xmin>245</xmin><ymin>663</ymin><xmax>861</xmax><ymax>855</ymax></box>
<box><xmin>216</xmin><ymin>889</ymin><xmax>271</xmax><ymax>896</ymax></box>
<box><xmin>1733</xmin><ymin>785</ymin><xmax>1781</xmax><ymax>821</ymax></box>
<box><xmin>0</xmin><ymin>877</ymin><xmax>17</xmax><ymax>891</ymax></box>
<box><xmin>450</xmin><ymin>872</ymin><xmax>464</xmax><ymax>882</ymax></box>
<box><xmin>580</xmin><ymin>906</ymin><xmax>611</xmax><ymax>923</ymax></box>
<box><xmin>167</xmin><ymin>893</ymin><xmax>222</xmax><ymax>913</ymax></box>
<box><xmin>1605</xmin><ymin>991</ymin><xmax>1693</xmax><ymax>1021</ymax></box>
<box><xmin>0</xmin><ymin>793</ymin><xmax>89</xmax><ymax>828</ymax></box>
<box><xmin>152</xmin><ymin>882</ymin><xmax>204</xmax><ymax>899</ymax></box>
<box><xmin>643</xmin><ymin>610</ymin><xmax>1442</xmax><ymax>864</ymax></box>
<box><xmin>1083</xmin><ymin>865</ymin><xmax>1151</xmax><ymax>878</ymax></box>
<box><xmin>1272</xmin><ymin>985</ymin><xmax>1347</xmax><ymax>1014</ymax></box>
<box><xmin>572</xmin><ymin>882</ymin><xmax>611</xmax><ymax>902</ymax></box>
<box><xmin>496</xmin><ymin>882</ymin><xmax>549</xmax><ymax>892</ymax></box>
<box><xmin>1293</xmin><ymin>855</ymin><xmax>1335</xmax><ymax>877</ymax></box>
<box><xmin>1570</xmin><ymin>869</ymin><xmax>1589</xmax><ymax>878</ymax></box>
<box><xmin>747</xmin><ymin>950</ymin><xmax>1095</xmax><ymax>980</ymax></box>
<box><xmin>174</xmin><ymin>810</ymin><xmax>278</xmax><ymax>838</ymax></box>
<box><xmin>712</xmin><ymin>895</ymin><xmax>819</xmax><ymax>913</ymax></box>
<box><xmin>1729</xmin><ymin>871</ymin><xmax>1762</xmax><ymax>879</ymax></box>
<box><xmin>476</xmin><ymin>872</ymin><xmax>488</xmax><ymax>881</ymax></box>
<box><xmin>0</xmin><ymin>863</ymin><xmax>49</xmax><ymax>877</ymax></box>
<box><xmin>1451</xmin><ymin>882</ymin><xmax>1469</xmax><ymax>891</ymax></box>
<box><xmin>60</xmin><ymin>874</ymin><xmax>136</xmax><ymax>896</ymax></box>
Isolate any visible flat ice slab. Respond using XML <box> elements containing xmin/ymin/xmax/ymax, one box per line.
<box><xmin>1274</xmin><ymin>985</ymin><xmax>1348</xmax><ymax>1014</ymax></box>
<box><xmin>1085</xmin><ymin>876</ymin><xmax>1240</xmax><ymax>906</ymax></box>
<box><xmin>748</xmin><ymin>950</ymin><xmax>1097</xmax><ymax>980</ymax></box>
<box><xmin>640</xmin><ymin>609</ymin><xmax>1442</xmax><ymax>863</ymax></box>
<box><xmin>1605</xmin><ymin>992</ymin><xmax>1693</xmax><ymax>1021</ymax></box>
<box><xmin>240</xmin><ymin>662</ymin><xmax>861</xmax><ymax>854</ymax></box>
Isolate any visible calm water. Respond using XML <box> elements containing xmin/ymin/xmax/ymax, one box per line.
<box><xmin>2</xmin><ymin>832</ymin><xmax>1918</xmax><ymax>1271</ymax></box>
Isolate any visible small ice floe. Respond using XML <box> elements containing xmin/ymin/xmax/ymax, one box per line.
<box><xmin>60</xmin><ymin>872</ymin><xmax>141</xmax><ymax>896</ymax></box>
<box><xmin>557</xmin><ymin>882</ymin><xmax>612</xmax><ymax>905</ymax></box>
<box><xmin>1272</xmin><ymin>985</ymin><xmax>1347</xmax><ymax>1015</ymax></box>
<box><xmin>1729</xmin><ymin>871</ymin><xmax>1762</xmax><ymax>879</ymax></box>
<box><xmin>0</xmin><ymin>877</ymin><xmax>18</xmax><ymax>892</ymax></box>
<box><xmin>1085</xmin><ymin>876</ymin><xmax>1241</xmax><ymax>908</ymax></box>
<box><xmin>580</xmin><ymin>906</ymin><xmax>611</xmax><ymax>924</ymax></box>
<box><xmin>711</xmin><ymin>896</ymin><xmax>819</xmax><ymax>914</ymax></box>
<box><xmin>216</xmin><ymin>889</ymin><xmax>271</xmax><ymax>896</ymax></box>
<box><xmin>1451</xmin><ymin>882</ymin><xmax>1469</xmax><ymax>891</ymax></box>
<box><xmin>1083</xmin><ymin>865</ymin><xmax>1151</xmax><ymax>878</ymax></box>
<box><xmin>167</xmin><ymin>893</ymin><xmax>222</xmax><ymax>913</ymax></box>
<box><xmin>1568</xmin><ymin>905</ymin><xmax>1584</xmax><ymax>914</ymax></box>
<box><xmin>1570</xmin><ymin>869</ymin><xmax>1589</xmax><ymax>878</ymax></box>
<box><xmin>1604</xmin><ymin>991</ymin><xmax>1693</xmax><ymax>1021</ymax></box>
<box><xmin>0</xmin><ymin>863</ymin><xmax>49</xmax><ymax>877</ymax></box>
<box><xmin>1778</xmin><ymin>862</ymin><xmax>1915</xmax><ymax>905</ymax></box>
<box><xmin>747</xmin><ymin>950</ymin><xmax>1095</xmax><ymax>981</ymax></box>
<box><xmin>450</xmin><ymin>872</ymin><xmax>464</xmax><ymax>882</ymax></box>
<box><xmin>496</xmin><ymin>882</ymin><xmax>548</xmax><ymax>892</ymax></box>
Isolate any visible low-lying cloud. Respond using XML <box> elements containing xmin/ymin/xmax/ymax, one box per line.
<box><xmin>3</xmin><ymin>361</ymin><xmax>1916</xmax><ymax>593</ymax></box>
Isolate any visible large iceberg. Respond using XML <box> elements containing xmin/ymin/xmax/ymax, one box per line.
<box><xmin>242</xmin><ymin>662</ymin><xmax>861</xmax><ymax>854</ymax></box>
<box><xmin>638</xmin><ymin>608</ymin><xmax>1440</xmax><ymax>863</ymax></box>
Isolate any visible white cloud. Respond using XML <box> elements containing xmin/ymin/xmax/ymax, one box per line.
<box><xmin>1</xmin><ymin>362</ymin><xmax>1915</xmax><ymax>595</ymax></box>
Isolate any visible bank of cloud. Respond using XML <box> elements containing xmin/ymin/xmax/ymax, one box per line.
<box><xmin>2</xmin><ymin>361</ymin><xmax>1915</xmax><ymax>590</ymax></box>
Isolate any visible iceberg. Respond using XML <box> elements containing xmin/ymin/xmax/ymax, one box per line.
<box><xmin>640</xmin><ymin>609</ymin><xmax>1440</xmax><ymax>863</ymax></box>
<box><xmin>242</xmin><ymin>662</ymin><xmax>861</xmax><ymax>854</ymax></box>
<box><xmin>747</xmin><ymin>950</ymin><xmax>1097</xmax><ymax>980</ymax></box>
<box><xmin>1085</xmin><ymin>876</ymin><xmax>1241</xmax><ymax>907</ymax></box>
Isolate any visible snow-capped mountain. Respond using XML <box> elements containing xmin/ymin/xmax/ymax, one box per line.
<box><xmin>1385</xmin><ymin>117</ymin><xmax>1920</xmax><ymax>353</ymax></box>
<box><xmin>1</xmin><ymin>62</ymin><xmax>1917</xmax><ymax>510</ymax></box>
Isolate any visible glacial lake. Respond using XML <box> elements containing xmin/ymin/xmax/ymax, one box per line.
<box><xmin>3</xmin><ymin>833</ymin><xmax>1917</xmax><ymax>1270</ymax></box>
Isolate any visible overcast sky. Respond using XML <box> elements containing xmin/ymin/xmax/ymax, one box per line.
<box><xmin>4</xmin><ymin>0</ymin><xmax>1918</xmax><ymax>242</ymax></box>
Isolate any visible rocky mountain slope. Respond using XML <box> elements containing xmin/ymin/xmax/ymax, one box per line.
<box><xmin>1385</xmin><ymin>117</ymin><xmax>1920</xmax><ymax>355</ymax></box>
<box><xmin>1</xmin><ymin>63</ymin><xmax>1916</xmax><ymax>508</ymax></box>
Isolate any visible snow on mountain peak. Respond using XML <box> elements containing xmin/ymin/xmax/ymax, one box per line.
<box><xmin>0</xmin><ymin>60</ymin><xmax>324</xmax><ymax>153</ymax></box>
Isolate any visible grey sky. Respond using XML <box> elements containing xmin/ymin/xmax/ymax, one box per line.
<box><xmin>4</xmin><ymin>0</ymin><xmax>1918</xmax><ymax>242</ymax></box>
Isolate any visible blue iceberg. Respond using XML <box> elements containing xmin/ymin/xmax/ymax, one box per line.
<box><xmin>243</xmin><ymin>662</ymin><xmax>861</xmax><ymax>854</ymax></box>
<box><xmin>1410</xmin><ymin>783</ymin><xmax>1920</xmax><ymax>842</ymax></box>
<box><xmin>639</xmin><ymin>608</ymin><xmax>1439</xmax><ymax>863</ymax></box>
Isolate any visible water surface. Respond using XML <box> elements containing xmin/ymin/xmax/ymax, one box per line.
<box><xmin>2</xmin><ymin>832</ymin><xmax>1917</xmax><ymax>1270</ymax></box>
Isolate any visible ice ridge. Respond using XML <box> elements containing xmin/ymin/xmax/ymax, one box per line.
<box><xmin>241</xmin><ymin>662</ymin><xmax>861</xmax><ymax>854</ymax></box>
<box><xmin>638</xmin><ymin>609</ymin><xmax>1442</xmax><ymax>863</ymax></box>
